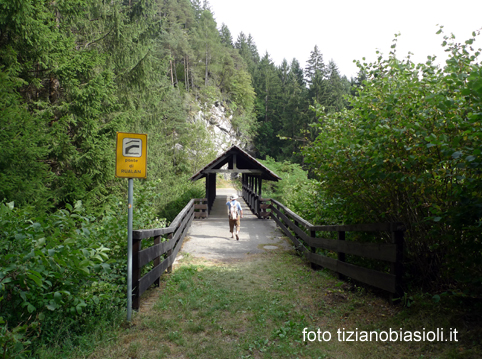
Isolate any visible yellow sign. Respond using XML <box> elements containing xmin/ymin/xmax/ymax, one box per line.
<box><xmin>115</xmin><ymin>132</ymin><xmax>147</xmax><ymax>178</ymax></box>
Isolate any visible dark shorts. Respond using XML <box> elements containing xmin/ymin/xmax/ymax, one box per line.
<box><xmin>229</xmin><ymin>217</ymin><xmax>241</xmax><ymax>232</ymax></box>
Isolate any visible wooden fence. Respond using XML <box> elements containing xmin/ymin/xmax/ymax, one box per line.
<box><xmin>269</xmin><ymin>199</ymin><xmax>405</xmax><ymax>299</ymax></box>
<box><xmin>130</xmin><ymin>193</ymin><xmax>404</xmax><ymax>309</ymax></box>
<box><xmin>242</xmin><ymin>184</ymin><xmax>270</xmax><ymax>219</ymax></box>
<box><xmin>130</xmin><ymin>198</ymin><xmax>206</xmax><ymax>309</ymax></box>
<box><xmin>193</xmin><ymin>198</ymin><xmax>208</xmax><ymax>219</ymax></box>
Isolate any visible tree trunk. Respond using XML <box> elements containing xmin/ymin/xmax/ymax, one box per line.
<box><xmin>173</xmin><ymin>59</ymin><xmax>178</xmax><ymax>85</ymax></box>
<box><xmin>205</xmin><ymin>48</ymin><xmax>209</xmax><ymax>86</ymax></box>
<box><xmin>169</xmin><ymin>46</ymin><xmax>174</xmax><ymax>85</ymax></box>
<box><xmin>184</xmin><ymin>56</ymin><xmax>189</xmax><ymax>91</ymax></box>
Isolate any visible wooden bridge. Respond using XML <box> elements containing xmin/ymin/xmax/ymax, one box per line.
<box><xmin>131</xmin><ymin>146</ymin><xmax>405</xmax><ymax>309</ymax></box>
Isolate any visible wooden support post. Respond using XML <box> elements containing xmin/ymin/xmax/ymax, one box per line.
<box><xmin>247</xmin><ymin>175</ymin><xmax>251</xmax><ymax>210</ymax></box>
<box><xmin>390</xmin><ymin>229</ymin><xmax>404</xmax><ymax>303</ymax></box>
<box><xmin>132</xmin><ymin>238</ymin><xmax>141</xmax><ymax>310</ymax></box>
<box><xmin>254</xmin><ymin>176</ymin><xmax>258</xmax><ymax>217</ymax></box>
<box><xmin>204</xmin><ymin>198</ymin><xmax>208</xmax><ymax>218</ymax></box>
<box><xmin>167</xmin><ymin>233</ymin><xmax>173</xmax><ymax>274</ymax></box>
<box><xmin>213</xmin><ymin>173</ymin><xmax>217</xmax><ymax>202</ymax></box>
<box><xmin>249</xmin><ymin>176</ymin><xmax>254</xmax><ymax>212</ymax></box>
<box><xmin>242</xmin><ymin>174</ymin><xmax>246</xmax><ymax>200</ymax></box>
<box><xmin>310</xmin><ymin>229</ymin><xmax>320</xmax><ymax>270</ymax></box>
<box><xmin>294</xmin><ymin>220</ymin><xmax>302</xmax><ymax>255</ymax></box>
<box><xmin>337</xmin><ymin>231</ymin><xmax>346</xmax><ymax>280</ymax></box>
<box><xmin>153</xmin><ymin>235</ymin><xmax>161</xmax><ymax>287</ymax></box>
<box><xmin>206</xmin><ymin>173</ymin><xmax>216</xmax><ymax>213</ymax></box>
<box><xmin>205</xmin><ymin>174</ymin><xmax>210</xmax><ymax>214</ymax></box>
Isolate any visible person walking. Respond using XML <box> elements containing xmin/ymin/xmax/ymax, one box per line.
<box><xmin>226</xmin><ymin>194</ymin><xmax>243</xmax><ymax>240</ymax></box>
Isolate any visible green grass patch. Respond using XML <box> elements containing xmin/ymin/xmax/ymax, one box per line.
<box><xmin>85</xmin><ymin>250</ymin><xmax>481</xmax><ymax>359</ymax></box>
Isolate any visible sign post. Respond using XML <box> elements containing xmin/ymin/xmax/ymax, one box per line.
<box><xmin>127</xmin><ymin>178</ymin><xmax>133</xmax><ymax>321</ymax></box>
<box><xmin>115</xmin><ymin>132</ymin><xmax>147</xmax><ymax>322</ymax></box>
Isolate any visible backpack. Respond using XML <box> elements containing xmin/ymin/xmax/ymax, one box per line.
<box><xmin>229</xmin><ymin>202</ymin><xmax>238</xmax><ymax>219</ymax></box>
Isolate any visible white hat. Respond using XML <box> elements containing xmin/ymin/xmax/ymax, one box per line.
<box><xmin>230</xmin><ymin>194</ymin><xmax>238</xmax><ymax>200</ymax></box>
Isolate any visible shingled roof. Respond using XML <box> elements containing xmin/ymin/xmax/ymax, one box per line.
<box><xmin>190</xmin><ymin>145</ymin><xmax>281</xmax><ymax>182</ymax></box>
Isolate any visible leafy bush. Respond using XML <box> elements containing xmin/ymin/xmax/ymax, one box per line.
<box><xmin>303</xmin><ymin>30</ymin><xmax>482</xmax><ymax>293</ymax></box>
<box><xmin>258</xmin><ymin>157</ymin><xmax>327</xmax><ymax>224</ymax></box>
<box><xmin>0</xmin><ymin>176</ymin><xmax>178</xmax><ymax>357</ymax></box>
<box><xmin>0</xmin><ymin>201</ymin><xmax>113</xmax><ymax>357</ymax></box>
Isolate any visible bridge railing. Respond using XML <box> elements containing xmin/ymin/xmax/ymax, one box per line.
<box><xmin>269</xmin><ymin>199</ymin><xmax>404</xmax><ymax>299</ymax></box>
<box><xmin>193</xmin><ymin>198</ymin><xmax>208</xmax><ymax>218</ymax></box>
<box><xmin>130</xmin><ymin>198</ymin><xmax>206</xmax><ymax>309</ymax></box>
<box><xmin>242</xmin><ymin>184</ymin><xmax>270</xmax><ymax>219</ymax></box>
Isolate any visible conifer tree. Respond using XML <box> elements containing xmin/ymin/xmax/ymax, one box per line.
<box><xmin>252</xmin><ymin>52</ymin><xmax>284</xmax><ymax>158</ymax></box>
<box><xmin>220</xmin><ymin>23</ymin><xmax>234</xmax><ymax>48</ymax></box>
<box><xmin>326</xmin><ymin>60</ymin><xmax>346</xmax><ymax>112</ymax></box>
<box><xmin>247</xmin><ymin>34</ymin><xmax>260</xmax><ymax>64</ymax></box>
<box><xmin>305</xmin><ymin>45</ymin><xmax>326</xmax><ymax>85</ymax></box>
<box><xmin>195</xmin><ymin>9</ymin><xmax>221</xmax><ymax>86</ymax></box>
<box><xmin>290</xmin><ymin>58</ymin><xmax>305</xmax><ymax>87</ymax></box>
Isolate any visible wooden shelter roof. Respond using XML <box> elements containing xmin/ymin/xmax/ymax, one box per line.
<box><xmin>190</xmin><ymin>145</ymin><xmax>281</xmax><ymax>182</ymax></box>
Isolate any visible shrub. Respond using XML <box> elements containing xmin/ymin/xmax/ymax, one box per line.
<box><xmin>303</xmin><ymin>30</ymin><xmax>482</xmax><ymax>293</ymax></box>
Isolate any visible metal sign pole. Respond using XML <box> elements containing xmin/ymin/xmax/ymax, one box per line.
<box><xmin>127</xmin><ymin>178</ymin><xmax>133</xmax><ymax>321</ymax></box>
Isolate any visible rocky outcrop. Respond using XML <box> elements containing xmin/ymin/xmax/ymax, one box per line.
<box><xmin>190</xmin><ymin>101</ymin><xmax>250</xmax><ymax>155</ymax></box>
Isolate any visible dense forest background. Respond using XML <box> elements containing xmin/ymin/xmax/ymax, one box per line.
<box><xmin>1</xmin><ymin>0</ymin><xmax>481</xmax><ymax>357</ymax></box>
<box><xmin>0</xmin><ymin>0</ymin><xmax>353</xmax><ymax>214</ymax></box>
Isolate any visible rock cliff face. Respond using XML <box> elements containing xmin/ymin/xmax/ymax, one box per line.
<box><xmin>190</xmin><ymin>101</ymin><xmax>251</xmax><ymax>155</ymax></box>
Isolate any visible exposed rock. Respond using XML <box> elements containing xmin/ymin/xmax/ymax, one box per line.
<box><xmin>190</xmin><ymin>101</ymin><xmax>250</xmax><ymax>155</ymax></box>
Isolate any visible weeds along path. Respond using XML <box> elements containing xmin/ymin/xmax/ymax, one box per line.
<box><xmin>88</xmin><ymin>251</ymin><xmax>449</xmax><ymax>359</ymax></box>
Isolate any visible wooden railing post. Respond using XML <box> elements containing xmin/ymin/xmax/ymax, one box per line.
<box><xmin>391</xmin><ymin>228</ymin><xmax>404</xmax><ymax>301</ymax></box>
<box><xmin>167</xmin><ymin>233</ymin><xmax>173</xmax><ymax>274</ymax></box>
<box><xmin>153</xmin><ymin>235</ymin><xmax>161</xmax><ymax>287</ymax></box>
<box><xmin>132</xmin><ymin>238</ymin><xmax>141</xmax><ymax>310</ymax></box>
<box><xmin>310</xmin><ymin>229</ymin><xmax>319</xmax><ymax>270</ymax></box>
<box><xmin>337</xmin><ymin>231</ymin><xmax>346</xmax><ymax>280</ymax></box>
<box><xmin>294</xmin><ymin>219</ymin><xmax>300</xmax><ymax>242</ymax></box>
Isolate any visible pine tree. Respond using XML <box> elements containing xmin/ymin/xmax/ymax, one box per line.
<box><xmin>276</xmin><ymin>60</ymin><xmax>310</xmax><ymax>162</ymax></box>
<box><xmin>305</xmin><ymin>45</ymin><xmax>326</xmax><ymax>85</ymax></box>
<box><xmin>195</xmin><ymin>9</ymin><xmax>221</xmax><ymax>86</ymax></box>
<box><xmin>326</xmin><ymin>60</ymin><xmax>345</xmax><ymax>113</ymax></box>
<box><xmin>247</xmin><ymin>34</ymin><xmax>260</xmax><ymax>64</ymax></box>
<box><xmin>252</xmin><ymin>52</ymin><xmax>284</xmax><ymax>158</ymax></box>
<box><xmin>219</xmin><ymin>23</ymin><xmax>234</xmax><ymax>48</ymax></box>
<box><xmin>290</xmin><ymin>58</ymin><xmax>305</xmax><ymax>87</ymax></box>
<box><xmin>235</xmin><ymin>32</ymin><xmax>250</xmax><ymax>62</ymax></box>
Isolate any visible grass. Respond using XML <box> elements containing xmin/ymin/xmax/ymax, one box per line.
<box><xmin>33</xmin><ymin>309</ymin><xmax>125</xmax><ymax>359</ymax></box>
<box><xmin>216</xmin><ymin>176</ymin><xmax>236</xmax><ymax>189</ymax></box>
<box><xmin>82</xmin><ymin>248</ymin><xmax>481</xmax><ymax>359</ymax></box>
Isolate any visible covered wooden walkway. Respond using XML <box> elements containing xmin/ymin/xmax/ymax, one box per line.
<box><xmin>182</xmin><ymin>187</ymin><xmax>290</xmax><ymax>261</ymax></box>
<box><xmin>190</xmin><ymin>145</ymin><xmax>281</xmax><ymax>216</ymax></box>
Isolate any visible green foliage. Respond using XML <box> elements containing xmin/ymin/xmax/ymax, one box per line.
<box><xmin>303</xmin><ymin>30</ymin><xmax>482</xmax><ymax>293</ymax></box>
<box><xmin>0</xmin><ymin>0</ymin><xmax>256</xmax><ymax>215</ymax></box>
<box><xmin>0</xmin><ymin>71</ymin><xmax>52</xmax><ymax>209</ymax></box>
<box><xmin>258</xmin><ymin>157</ymin><xmax>322</xmax><ymax>222</ymax></box>
<box><xmin>0</xmin><ymin>177</ymin><xmax>175</xmax><ymax>356</ymax></box>
<box><xmin>0</xmin><ymin>201</ymin><xmax>113</xmax><ymax>357</ymax></box>
<box><xmin>0</xmin><ymin>0</ymin><xmax>260</xmax><ymax>356</ymax></box>
<box><xmin>247</xmin><ymin>44</ymin><xmax>352</xmax><ymax>163</ymax></box>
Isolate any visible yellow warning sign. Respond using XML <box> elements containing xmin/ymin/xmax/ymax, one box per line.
<box><xmin>115</xmin><ymin>132</ymin><xmax>147</xmax><ymax>178</ymax></box>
